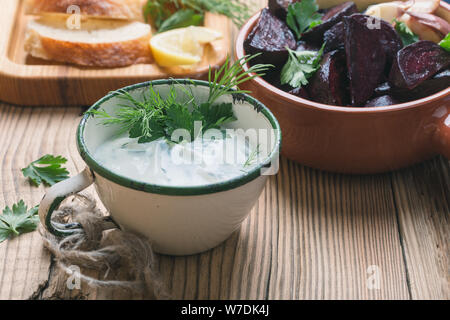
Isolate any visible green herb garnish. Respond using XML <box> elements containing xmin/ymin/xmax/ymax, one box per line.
<box><xmin>0</xmin><ymin>200</ymin><xmax>39</xmax><ymax>243</ymax></box>
<box><xmin>158</xmin><ymin>9</ymin><xmax>204</xmax><ymax>33</ymax></box>
<box><xmin>393</xmin><ymin>19</ymin><xmax>419</xmax><ymax>46</ymax></box>
<box><xmin>22</xmin><ymin>155</ymin><xmax>70</xmax><ymax>187</ymax></box>
<box><xmin>144</xmin><ymin>0</ymin><xmax>251</xmax><ymax>31</ymax></box>
<box><xmin>89</xmin><ymin>55</ymin><xmax>272</xmax><ymax>143</ymax></box>
<box><xmin>439</xmin><ymin>32</ymin><xmax>450</xmax><ymax>52</ymax></box>
<box><xmin>243</xmin><ymin>144</ymin><xmax>261</xmax><ymax>168</ymax></box>
<box><xmin>286</xmin><ymin>0</ymin><xmax>322</xmax><ymax>39</ymax></box>
<box><xmin>280</xmin><ymin>44</ymin><xmax>325</xmax><ymax>88</ymax></box>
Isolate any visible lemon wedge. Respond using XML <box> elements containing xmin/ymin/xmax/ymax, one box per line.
<box><xmin>150</xmin><ymin>27</ymin><xmax>223</xmax><ymax>67</ymax></box>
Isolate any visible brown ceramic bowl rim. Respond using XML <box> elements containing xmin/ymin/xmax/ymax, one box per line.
<box><xmin>236</xmin><ymin>10</ymin><xmax>450</xmax><ymax>114</ymax></box>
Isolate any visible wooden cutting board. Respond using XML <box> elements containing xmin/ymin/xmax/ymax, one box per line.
<box><xmin>0</xmin><ymin>0</ymin><xmax>231</xmax><ymax>106</ymax></box>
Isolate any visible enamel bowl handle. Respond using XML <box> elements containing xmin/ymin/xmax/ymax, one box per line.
<box><xmin>38</xmin><ymin>167</ymin><xmax>115</xmax><ymax>237</ymax></box>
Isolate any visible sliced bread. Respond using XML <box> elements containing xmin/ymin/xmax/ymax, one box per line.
<box><xmin>25</xmin><ymin>0</ymin><xmax>147</xmax><ymax>21</ymax></box>
<box><xmin>24</xmin><ymin>16</ymin><xmax>152</xmax><ymax>67</ymax></box>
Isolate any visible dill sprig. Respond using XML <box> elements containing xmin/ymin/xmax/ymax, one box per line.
<box><xmin>243</xmin><ymin>144</ymin><xmax>261</xmax><ymax>168</ymax></box>
<box><xmin>208</xmin><ymin>54</ymin><xmax>272</xmax><ymax>105</ymax></box>
<box><xmin>144</xmin><ymin>0</ymin><xmax>252</xmax><ymax>30</ymax></box>
<box><xmin>88</xmin><ymin>55</ymin><xmax>272</xmax><ymax>144</ymax></box>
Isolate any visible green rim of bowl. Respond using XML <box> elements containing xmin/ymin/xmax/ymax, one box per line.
<box><xmin>77</xmin><ymin>79</ymin><xmax>282</xmax><ymax>196</ymax></box>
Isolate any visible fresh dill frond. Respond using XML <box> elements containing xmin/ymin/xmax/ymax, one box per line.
<box><xmin>243</xmin><ymin>144</ymin><xmax>261</xmax><ymax>168</ymax></box>
<box><xmin>207</xmin><ymin>54</ymin><xmax>273</xmax><ymax>105</ymax></box>
<box><xmin>88</xmin><ymin>54</ymin><xmax>271</xmax><ymax>145</ymax></box>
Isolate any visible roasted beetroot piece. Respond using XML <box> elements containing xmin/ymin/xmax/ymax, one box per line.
<box><xmin>389</xmin><ymin>41</ymin><xmax>450</xmax><ymax>90</ymax></box>
<box><xmin>393</xmin><ymin>69</ymin><xmax>450</xmax><ymax>101</ymax></box>
<box><xmin>244</xmin><ymin>8</ymin><xmax>296</xmax><ymax>66</ymax></box>
<box><xmin>308</xmin><ymin>50</ymin><xmax>349</xmax><ymax>106</ymax></box>
<box><xmin>289</xmin><ymin>87</ymin><xmax>310</xmax><ymax>99</ymax></box>
<box><xmin>323</xmin><ymin>22</ymin><xmax>344</xmax><ymax>53</ymax></box>
<box><xmin>268</xmin><ymin>0</ymin><xmax>299</xmax><ymax>19</ymax></box>
<box><xmin>373</xmin><ymin>69</ymin><xmax>450</xmax><ymax>102</ymax></box>
<box><xmin>296</xmin><ymin>41</ymin><xmax>320</xmax><ymax>52</ymax></box>
<box><xmin>302</xmin><ymin>2</ymin><xmax>357</xmax><ymax>45</ymax></box>
<box><xmin>373</xmin><ymin>82</ymin><xmax>392</xmax><ymax>97</ymax></box>
<box><xmin>365</xmin><ymin>95</ymin><xmax>398</xmax><ymax>107</ymax></box>
<box><xmin>375</xmin><ymin>17</ymin><xmax>402</xmax><ymax>70</ymax></box>
<box><xmin>344</xmin><ymin>14</ymin><xmax>387</xmax><ymax>106</ymax></box>
<box><xmin>263</xmin><ymin>73</ymin><xmax>292</xmax><ymax>92</ymax></box>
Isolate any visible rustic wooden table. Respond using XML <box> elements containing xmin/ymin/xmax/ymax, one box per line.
<box><xmin>0</xmin><ymin>0</ymin><xmax>449</xmax><ymax>300</ymax></box>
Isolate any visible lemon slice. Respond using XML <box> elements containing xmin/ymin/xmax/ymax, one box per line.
<box><xmin>150</xmin><ymin>27</ymin><xmax>222</xmax><ymax>67</ymax></box>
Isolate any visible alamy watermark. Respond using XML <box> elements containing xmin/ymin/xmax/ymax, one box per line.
<box><xmin>366</xmin><ymin>265</ymin><xmax>381</xmax><ymax>290</ymax></box>
<box><xmin>66</xmin><ymin>5</ymin><xmax>81</xmax><ymax>30</ymax></box>
<box><xmin>66</xmin><ymin>265</ymin><xmax>81</xmax><ymax>290</ymax></box>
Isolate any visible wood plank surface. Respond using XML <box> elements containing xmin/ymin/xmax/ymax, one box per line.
<box><xmin>0</xmin><ymin>0</ymin><xmax>449</xmax><ymax>301</ymax></box>
<box><xmin>1</xmin><ymin>103</ymin><xmax>448</xmax><ymax>300</ymax></box>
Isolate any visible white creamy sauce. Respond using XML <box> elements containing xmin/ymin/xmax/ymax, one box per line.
<box><xmin>94</xmin><ymin>132</ymin><xmax>261</xmax><ymax>187</ymax></box>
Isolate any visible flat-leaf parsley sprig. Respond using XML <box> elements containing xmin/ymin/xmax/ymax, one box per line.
<box><xmin>22</xmin><ymin>155</ymin><xmax>70</xmax><ymax>187</ymax></box>
<box><xmin>88</xmin><ymin>54</ymin><xmax>272</xmax><ymax>144</ymax></box>
<box><xmin>286</xmin><ymin>0</ymin><xmax>323</xmax><ymax>40</ymax></box>
<box><xmin>281</xmin><ymin>44</ymin><xmax>325</xmax><ymax>88</ymax></box>
<box><xmin>0</xmin><ymin>200</ymin><xmax>39</xmax><ymax>243</ymax></box>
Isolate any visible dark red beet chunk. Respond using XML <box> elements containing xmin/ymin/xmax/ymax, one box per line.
<box><xmin>244</xmin><ymin>8</ymin><xmax>296</xmax><ymax>66</ymax></box>
<box><xmin>344</xmin><ymin>14</ymin><xmax>387</xmax><ymax>106</ymax></box>
<box><xmin>268</xmin><ymin>0</ymin><xmax>299</xmax><ymax>19</ymax></box>
<box><xmin>389</xmin><ymin>41</ymin><xmax>450</xmax><ymax>90</ymax></box>
<box><xmin>373</xmin><ymin>17</ymin><xmax>402</xmax><ymax>70</ymax></box>
<box><xmin>373</xmin><ymin>82</ymin><xmax>392</xmax><ymax>97</ymax></box>
<box><xmin>323</xmin><ymin>22</ymin><xmax>345</xmax><ymax>53</ymax></box>
<box><xmin>262</xmin><ymin>72</ymin><xmax>292</xmax><ymax>92</ymax></box>
<box><xmin>307</xmin><ymin>50</ymin><xmax>349</xmax><ymax>106</ymax></box>
<box><xmin>365</xmin><ymin>95</ymin><xmax>398</xmax><ymax>107</ymax></box>
<box><xmin>296</xmin><ymin>41</ymin><xmax>320</xmax><ymax>52</ymax></box>
<box><xmin>302</xmin><ymin>2</ymin><xmax>357</xmax><ymax>45</ymax></box>
<box><xmin>373</xmin><ymin>69</ymin><xmax>450</xmax><ymax>102</ymax></box>
<box><xmin>394</xmin><ymin>69</ymin><xmax>450</xmax><ymax>101</ymax></box>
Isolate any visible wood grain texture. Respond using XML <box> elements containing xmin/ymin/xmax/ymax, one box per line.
<box><xmin>391</xmin><ymin>158</ymin><xmax>450</xmax><ymax>299</ymax></box>
<box><xmin>1</xmin><ymin>103</ymin><xmax>449</xmax><ymax>300</ymax></box>
<box><xmin>0</xmin><ymin>0</ymin><xmax>231</xmax><ymax>106</ymax></box>
<box><xmin>0</xmin><ymin>0</ymin><xmax>449</xmax><ymax>301</ymax></box>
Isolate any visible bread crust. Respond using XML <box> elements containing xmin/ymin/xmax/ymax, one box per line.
<box><xmin>25</xmin><ymin>0</ymin><xmax>146</xmax><ymax>21</ymax></box>
<box><xmin>25</xmin><ymin>22</ymin><xmax>153</xmax><ymax>67</ymax></box>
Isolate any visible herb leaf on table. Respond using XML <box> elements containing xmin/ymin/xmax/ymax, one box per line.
<box><xmin>0</xmin><ymin>200</ymin><xmax>39</xmax><ymax>243</ymax></box>
<box><xmin>89</xmin><ymin>55</ymin><xmax>272</xmax><ymax>144</ymax></box>
<box><xmin>393</xmin><ymin>19</ymin><xmax>419</xmax><ymax>47</ymax></box>
<box><xmin>286</xmin><ymin>0</ymin><xmax>322</xmax><ymax>39</ymax></box>
<box><xmin>22</xmin><ymin>155</ymin><xmax>70</xmax><ymax>187</ymax></box>
<box><xmin>281</xmin><ymin>44</ymin><xmax>325</xmax><ymax>88</ymax></box>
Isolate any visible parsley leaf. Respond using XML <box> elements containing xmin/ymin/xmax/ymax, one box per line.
<box><xmin>0</xmin><ymin>200</ymin><xmax>39</xmax><ymax>243</ymax></box>
<box><xmin>393</xmin><ymin>19</ymin><xmax>419</xmax><ymax>46</ymax></box>
<box><xmin>165</xmin><ymin>102</ymin><xmax>203</xmax><ymax>140</ymax></box>
<box><xmin>196</xmin><ymin>102</ymin><xmax>237</xmax><ymax>132</ymax></box>
<box><xmin>439</xmin><ymin>32</ymin><xmax>450</xmax><ymax>52</ymax></box>
<box><xmin>22</xmin><ymin>155</ymin><xmax>70</xmax><ymax>187</ymax></box>
<box><xmin>280</xmin><ymin>44</ymin><xmax>325</xmax><ymax>88</ymax></box>
<box><xmin>286</xmin><ymin>0</ymin><xmax>322</xmax><ymax>39</ymax></box>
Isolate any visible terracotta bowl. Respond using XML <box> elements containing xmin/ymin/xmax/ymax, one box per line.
<box><xmin>235</xmin><ymin>5</ymin><xmax>450</xmax><ymax>174</ymax></box>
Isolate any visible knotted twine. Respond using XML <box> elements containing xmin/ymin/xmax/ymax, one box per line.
<box><xmin>40</xmin><ymin>194</ymin><xmax>168</xmax><ymax>299</ymax></box>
